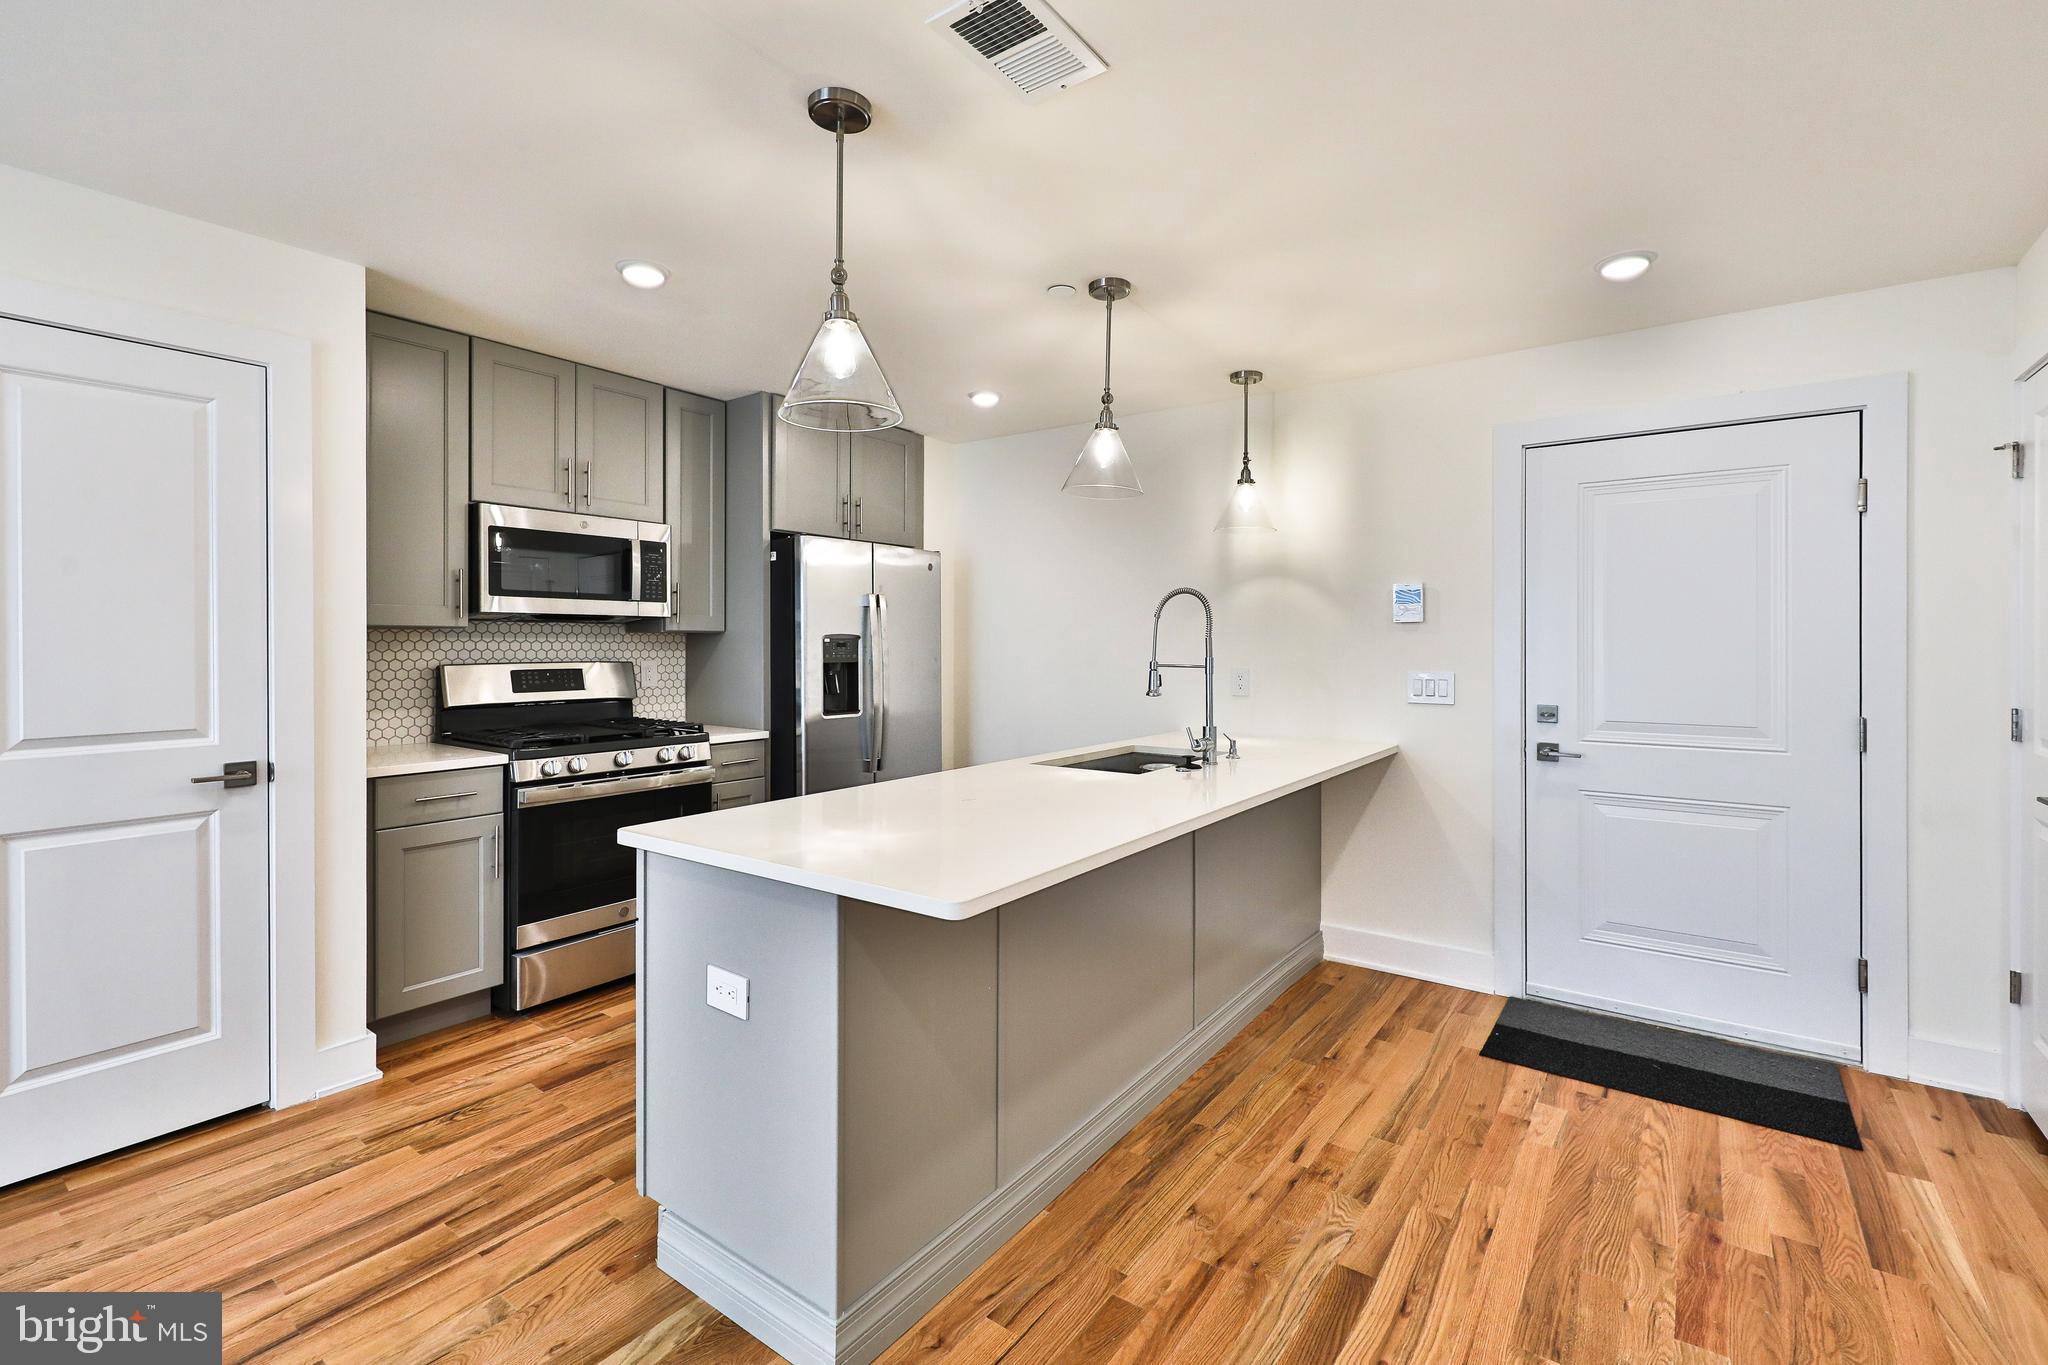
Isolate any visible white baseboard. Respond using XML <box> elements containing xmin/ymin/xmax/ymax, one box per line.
<box><xmin>1907</xmin><ymin>1035</ymin><xmax>2008</xmax><ymax>1101</ymax></box>
<box><xmin>306</xmin><ymin>1031</ymin><xmax>382</xmax><ymax>1102</ymax></box>
<box><xmin>1322</xmin><ymin>924</ymin><xmax>1495</xmax><ymax>994</ymax></box>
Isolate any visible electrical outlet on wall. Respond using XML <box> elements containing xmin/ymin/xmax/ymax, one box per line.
<box><xmin>706</xmin><ymin>964</ymin><xmax>748</xmax><ymax>1020</ymax></box>
<box><xmin>1230</xmin><ymin>667</ymin><xmax>1252</xmax><ymax>699</ymax></box>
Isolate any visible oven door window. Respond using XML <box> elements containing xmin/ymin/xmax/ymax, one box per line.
<box><xmin>511</xmin><ymin>780</ymin><xmax>713</xmax><ymax>929</ymax></box>
<box><xmin>487</xmin><ymin>524</ymin><xmax>633</xmax><ymax>601</ymax></box>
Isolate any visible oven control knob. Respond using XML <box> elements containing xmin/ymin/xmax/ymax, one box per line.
<box><xmin>566</xmin><ymin>756</ymin><xmax>587</xmax><ymax>774</ymax></box>
<box><xmin>614</xmin><ymin>750</ymin><xmax>635</xmax><ymax>768</ymax></box>
<box><xmin>656</xmin><ymin>746</ymin><xmax>678</xmax><ymax>763</ymax></box>
<box><xmin>539</xmin><ymin>759</ymin><xmax>561</xmax><ymax>778</ymax></box>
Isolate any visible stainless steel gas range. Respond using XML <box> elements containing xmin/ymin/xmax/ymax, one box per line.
<box><xmin>436</xmin><ymin>661</ymin><xmax>713</xmax><ymax>1011</ymax></box>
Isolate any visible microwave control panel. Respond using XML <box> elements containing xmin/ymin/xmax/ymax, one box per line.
<box><xmin>639</xmin><ymin>541</ymin><xmax>668</xmax><ymax>602</ymax></box>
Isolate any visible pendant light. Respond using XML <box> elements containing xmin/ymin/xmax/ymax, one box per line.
<box><xmin>1215</xmin><ymin>369</ymin><xmax>1276</xmax><ymax>532</ymax></box>
<box><xmin>1062</xmin><ymin>276</ymin><xmax>1143</xmax><ymax>497</ymax></box>
<box><xmin>780</xmin><ymin>87</ymin><xmax>901</xmax><ymax>433</ymax></box>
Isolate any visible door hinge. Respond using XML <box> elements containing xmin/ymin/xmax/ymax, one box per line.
<box><xmin>1859</xmin><ymin>717</ymin><xmax>1868</xmax><ymax>752</ymax></box>
<box><xmin>1998</xmin><ymin>441</ymin><xmax>2025</xmax><ymax>479</ymax></box>
<box><xmin>2015</xmin><ymin>709</ymin><xmax>2026</xmax><ymax>744</ymax></box>
<box><xmin>1858</xmin><ymin>958</ymin><xmax>1870</xmax><ymax>994</ymax></box>
<box><xmin>2012</xmin><ymin>969</ymin><xmax>2025</xmax><ymax>1006</ymax></box>
<box><xmin>1855</xmin><ymin>478</ymin><xmax>1869</xmax><ymax>513</ymax></box>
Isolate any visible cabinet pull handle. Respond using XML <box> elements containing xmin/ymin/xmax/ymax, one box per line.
<box><xmin>413</xmin><ymin>790</ymin><xmax>480</xmax><ymax>803</ymax></box>
<box><xmin>453</xmin><ymin>569</ymin><xmax>463</xmax><ymax>610</ymax></box>
<box><xmin>581</xmin><ymin>461</ymin><xmax>592</xmax><ymax>507</ymax></box>
<box><xmin>854</xmin><ymin>496</ymin><xmax>862</xmax><ymax>538</ymax></box>
<box><xmin>560</xmin><ymin>457</ymin><xmax>571</xmax><ymax>494</ymax></box>
<box><xmin>840</xmin><ymin>495</ymin><xmax>850</xmax><ymax>535</ymax></box>
<box><xmin>492</xmin><ymin>828</ymin><xmax>502</xmax><ymax>881</ymax></box>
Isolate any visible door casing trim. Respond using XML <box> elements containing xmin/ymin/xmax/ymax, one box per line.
<box><xmin>0</xmin><ymin>272</ymin><xmax>376</xmax><ymax>1110</ymax></box>
<box><xmin>1491</xmin><ymin>374</ymin><xmax>1909</xmax><ymax>1079</ymax></box>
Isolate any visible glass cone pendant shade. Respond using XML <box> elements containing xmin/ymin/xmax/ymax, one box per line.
<box><xmin>1063</xmin><ymin>420</ymin><xmax>1143</xmax><ymax>497</ymax></box>
<box><xmin>1215</xmin><ymin>462</ymin><xmax>1276</xmax><ymax>531</ymax></box>
<box><xmin>782</xmin><ymin>311</ymin><xmax>901</xmax><ymax>432</ymax></box>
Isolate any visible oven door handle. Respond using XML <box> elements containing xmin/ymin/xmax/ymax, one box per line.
<box><xmin>514</xmin><ymin>766</ymin><xmax>716</xmax><ymax>807</ymax></box>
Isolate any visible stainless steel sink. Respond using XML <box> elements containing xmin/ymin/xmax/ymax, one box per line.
<box><xmin>1039</xmin><ymin>748</ymin><xmax>1201</xmax><ymax>775</ymax></box>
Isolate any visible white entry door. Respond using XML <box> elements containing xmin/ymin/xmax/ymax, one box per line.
<box><xmin>1524</xmin><ymin>412</ymin><xmax>1863</xmax><ymax>1059</ymax></box>
<box><xmin>0</xmin><ymin>317</ymin><xmax>271</xmax><ymax>1186</ymax></box>
<box><xmin>2019</xmin><ymin>365</ymin><xmax>2048</xmax><ymax>1135</ymax></box>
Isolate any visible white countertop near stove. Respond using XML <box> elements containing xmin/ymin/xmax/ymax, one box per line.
<box><xmin>620</xmin><ymin>733</ymin><xmax>1397</xmax><ymax>920</ymax></box>
<box><xmin>365</xmin><ymin>742</ymin><xmax>509</xmax><ymax>780</ymax></box>
<box><xmin>702</xmin><ymin>724</ymin><xmax>770</xmax><ymax>745</ymax></box>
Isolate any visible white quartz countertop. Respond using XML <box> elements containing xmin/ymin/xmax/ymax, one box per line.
<box><xmin>702</xmin><ymin>725</ymin><xmax>770</xmax><ymax>744</ymax></box>
<box><xmin>620</xmin><ymin>734</ymin><xmax>1397</xmax><ymax>920</ymax></box>
<box><xmin>366</xmin><ymin>742</ymin><xmax>509</xmax><ymax>780</ymax></box>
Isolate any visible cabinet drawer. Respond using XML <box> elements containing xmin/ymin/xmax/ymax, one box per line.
<box><xmin>374</xmin><ymin>768</ymin><xmax>505</xmax><ymax>829</ymax></box>
<box><xmin>710</xmin><ymin>741</ymin><xmax>766</xmax><ymax>780</ymax></box>
<box><xmin>713</xmin><ymin>777</ymin><xmax>766</xmax><ymax>810</ymax></box>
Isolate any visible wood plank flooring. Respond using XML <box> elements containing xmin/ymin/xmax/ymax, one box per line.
<box><xmin>2</xmin><ymin>964</ymin><xmax>2044</xmax><ymax>1362</ymax></box>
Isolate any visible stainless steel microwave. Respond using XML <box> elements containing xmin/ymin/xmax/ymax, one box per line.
<box><xmin>471</xmin><ymin>503</ymin><xmax>669</xmax><ymax>620</ymax></box>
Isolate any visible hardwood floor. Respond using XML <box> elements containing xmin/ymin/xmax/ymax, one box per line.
<box><xmin>2</xmin><ymin>965</ymin><xmax>2044</xmax><ymax>1363</ymax></box>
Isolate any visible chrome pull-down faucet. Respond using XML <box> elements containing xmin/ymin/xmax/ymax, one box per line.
<box><xmin>1146</xmin><ymin>587</ymin><xmax>1236</xmax><ymax>763</ymax></box>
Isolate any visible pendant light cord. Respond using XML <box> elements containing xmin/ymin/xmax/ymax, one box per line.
<box><xmin>1100</xmin><ymin>295</ymin><xmax>1115</xmax><ymax>411</ymax></box>
<box><xmin>831</xmin><ymin>122</ymin><xmax>847</xmax><ymax>292</ymax></box>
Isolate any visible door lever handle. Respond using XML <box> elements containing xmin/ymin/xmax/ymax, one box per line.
<box><xmin>192</xmin><ymin>761</ymin><xmax>261</xmax><ymax>788</ymax></box>
<box><xmin>1535</xmin><ymin>742</ymin><xmax>1582</xmax><ymax>763</ymax></box>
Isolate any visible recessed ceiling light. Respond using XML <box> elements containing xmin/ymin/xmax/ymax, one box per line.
<box><xmin>616</xmin><ymin>259</ymin><xmax>668</xmax><ymax>289</ymax></box>
<box><xmin>1597</xmin><ymin>250</ymin><xmax>1657</xmax><ymax>282</ymax></box>
<box><xmin>969</xmin><ymin>390</ymin><xmax>1000</xmax><ymax>408</ymax></box>
<box><xmin>1045</xmin><ymin>283</ymin><xmax>1077</xmax><ymax>298</ymax></box>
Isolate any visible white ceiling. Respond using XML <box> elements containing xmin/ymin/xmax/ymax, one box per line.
<box><xmin>3</xmin><ymin>0</ymin><xmax>2044</xmax><ymax>441</ymax></box>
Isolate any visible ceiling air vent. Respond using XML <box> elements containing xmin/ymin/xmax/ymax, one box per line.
<box><xmin>928</xmin><ymin>0</ymin><xmax>1107</xmax><ymax>103</ymax></box>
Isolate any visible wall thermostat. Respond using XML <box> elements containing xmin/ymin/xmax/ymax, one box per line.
<box><xmin>1392</xmin><ymin>583</ymin><xmax>1424</xmax><ymax>623</ymax></box>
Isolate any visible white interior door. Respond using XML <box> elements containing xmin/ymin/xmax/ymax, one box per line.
<box><xmin>1524</xmin><ymin>413</ymin><xmax>1863</xmax><ymax>1059</ymax></box>
<box><xmin>0</xmin><ymin>317</ymin><xmax>270</xmax><ymax>1186</ymax></box>
<box><xmin>2018</xmin><ymin>366</ymin><xmax>2048</xmax><ymax>1134</ymax></box>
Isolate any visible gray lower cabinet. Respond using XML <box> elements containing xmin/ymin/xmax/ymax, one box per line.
<box><xmin>767</xmin><ymin>398</ymin><xmax>924</xmax><ymax>546</ymax></box>
<box><xmin>371</xmin><ymin>796</ymin><xmax>504</xmax><ymax>1021</ymax></box>
<box><xmin>367</xmin><ymin>314</ymin><xmax>469</xmax><ymax>627</ymax></box>
<box><xmin>471</xmin><ymin>338</ymin><xmax>577</xmax><ymax>511</ymax></box>
<box><xmin>576</xmin><ymin>365</ymin><xmax>665</xmax><ymax>521</ymax></box>
<box><xmin>639</xmin><ymin>389</ymin><xmax>726</xmax><ymax>632</ymax></box>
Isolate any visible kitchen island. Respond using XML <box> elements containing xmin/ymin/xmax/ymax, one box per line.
<box><xmin>622</xmin><ymin>734</ymin><xmax>1398</xmax><ymax>1365</ymax></box>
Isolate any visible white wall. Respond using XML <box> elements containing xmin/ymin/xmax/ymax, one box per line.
<box><xmin>0</xmin><ymin>166</ymin><xmax>371</xmax><ymax>1081</ymax></box>
<box><xmin>2020</xmin><ymin>224</ymin><xmax>2048</xmax><ymax>370</ymax></box>
<box><xmin>930</xmin><ymin>269</ymin><xmax>2018</xmax><ymax>1092</ymax></box>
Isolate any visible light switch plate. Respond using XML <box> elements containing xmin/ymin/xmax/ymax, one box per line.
<box><xmin>1406</xmin><ymin>671</ymin><xmax>1455</xmax><ymax>705</ymax></box>
<box><xmin>707</xmin><ymin>964</ymin><xmax>748</xmax><ymax>1020</ymax></box>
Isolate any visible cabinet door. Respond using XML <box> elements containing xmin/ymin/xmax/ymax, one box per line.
<box><xmin>471</xmin><ymin>339</ymin><xmax>575</xmax><ymax>510</ymax></box>
<box><xmin>772</xmin><ymin>412</ymin><xmax>851</xmax><ymax>538</ymax></box>
<box><xmin>372</xmin><ymin>814</ymin><xmax>505</xmax><ymax>1020</ymax></box>
<box><xmin>653</xmin><ymin>389</ymin><xmax>726</xmax><ymax>631</ymax></box>
<box><xmin>367</xmin><ymin>314</ymin><xmax>470</xmax><ymax>626</ymax></box>
<box><xmin>577</xmin><ymin>365</ymin><xmax>665</xmax><ymax>521</ymax></box>
<box><xmin>850</xmin><ymin>426</ymin><xmax>922</xmax><ymax>546</ymax></box>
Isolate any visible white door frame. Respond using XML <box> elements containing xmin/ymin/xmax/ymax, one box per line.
<box><xmin>2007</xmin><ymin>348</ymin><xmax>2048</xmax><ymax>1110</ymax></box>
<box><xmin>0</xmin><ymin>273</ymin><xmax>348</xmax><ymax>1109</ymax></box>
<box><xmin>1491</xmin><ymin>374</ymin><xmax>1910</xmax><ymax>1079</ymax></box>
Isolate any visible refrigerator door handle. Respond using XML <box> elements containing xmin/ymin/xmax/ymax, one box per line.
<box><xmin>871</xmin><ymin>592</ymin><xmax>888</xmax><ymax>773</ymax></box>
<box><xmin>859</xmin><ymin>593</ymin><xmax>879</xmax><ymax>773</ymax></box>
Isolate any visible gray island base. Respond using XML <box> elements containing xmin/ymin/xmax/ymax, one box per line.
<box><xmin>637</xmin><ymin>789</ymin><xmax>1328</xmax><ymax>1365</ymax></box>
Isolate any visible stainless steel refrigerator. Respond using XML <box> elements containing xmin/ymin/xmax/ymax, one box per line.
<box><xmin>770</xmin><ymin>532</ymin><xmax>942</xmax><ymax>797</ymax></box>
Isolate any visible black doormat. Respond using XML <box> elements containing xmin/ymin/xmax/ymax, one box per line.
<box><xmin>1480</xmin><ymin>997</ymin><xmax>1861</xmax><ymax>1148</ymax></box>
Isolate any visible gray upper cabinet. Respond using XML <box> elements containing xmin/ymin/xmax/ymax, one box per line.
<box><xmin>576</xmin><ymin>366</ymin><xmax>665</xmax><ymax>521</ymax></box>
<box><xmin>471</xmin><ymin>338</ymin><xmax>576</xmax><ymax>511</ymax></box>
<box><xmin>772</xmin><ymin>416</ymin><xmax>851</xmax><ymax>538</ymax></box>
<box><xmin>640</xmin><ymin>389</ymin><xmax>726</xmax><ymax>633</ymax></box>
<box><xmin>768</xmin><ymin>399</ymin><xmax>924</xmax><ymax>546</ymax></box>
<box><xmin>367</xmin><ymin>314</ymin><xmax>470</xmax><ymax>627</ymax></box>
<box><xmin>850</xmin><ymin>427</ymin><xmax>923</xmax><ymax>547</ymax></box>
<box><xmin>371</xmin><ymin>811</ymin><xmax>504</xmax><ymax>1020</ymax></box>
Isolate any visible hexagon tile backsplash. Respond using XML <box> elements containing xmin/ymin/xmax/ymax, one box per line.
<box><xmin>368</xmin><ymin>623</ymin><xmax>686</xmax><ymax>746</ymax></box>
